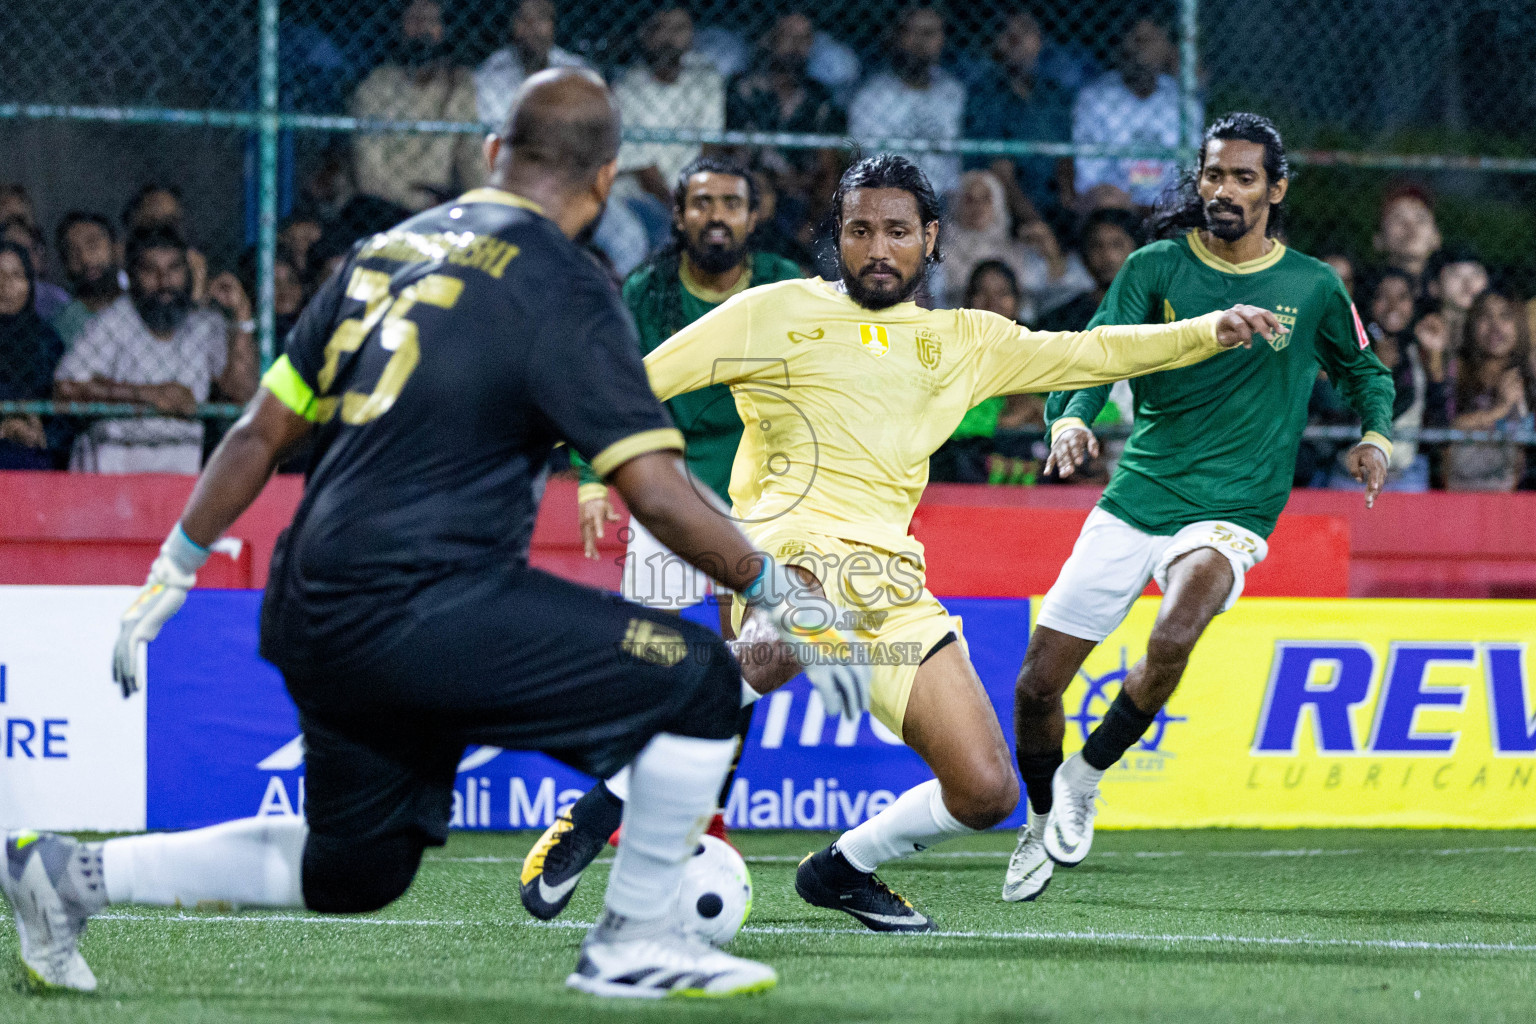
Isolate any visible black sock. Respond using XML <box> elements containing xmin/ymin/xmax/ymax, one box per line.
<box><xmin>572</xmin><ymin>779</ymin><xmax>625</xmax><ymax>838</ymax></box>
<box><xmin>1016</xmin><ymin>750</ymin><xmax>1064</xmax><ymax>815</ymax></box>
<box><xmin>715</xmin><ymin>703</ymin><xmax>756</xmax><ymax>808</ymax></box>
<box><xmin>824</xmin><ymin>843</ymin><xmax>871</xmax><ymax>883</ymax></box>
<box><xmin>1081</xmin><ymin>690</ymin><xmax>1158</xmax><ymax>771</ymax></box>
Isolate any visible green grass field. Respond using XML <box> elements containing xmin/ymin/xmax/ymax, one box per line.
<box><xmin>3</xmin><ymin>829</ymin><xmax>1532</xmax><ymax>1023</ymax></box>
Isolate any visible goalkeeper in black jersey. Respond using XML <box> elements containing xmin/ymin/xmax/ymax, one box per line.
<box><xmin>1</xmin><ymin>70</ymin><xmax>869</xmax><ymax>1001</ymax></box>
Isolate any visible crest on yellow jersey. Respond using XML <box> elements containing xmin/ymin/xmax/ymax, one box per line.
<box><xmin>858</xmin><ymin>323</ymin><xmax>890</xmax><ymax>357</ymax></box>
<box><xmin>916</xmin><ymin>327</ymin><xmax>942</xmax><ymax>370</ymax></box>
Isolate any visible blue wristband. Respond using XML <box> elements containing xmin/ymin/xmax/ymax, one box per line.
<box><xmin>742</xmin><ymin>562</ymin><xmax>769</xmax><ymax>605</ymax></box>
<box><xmin>161</xmin><ymin>523</ymin><xmax>211</xmax><ymax>574</ymax></box>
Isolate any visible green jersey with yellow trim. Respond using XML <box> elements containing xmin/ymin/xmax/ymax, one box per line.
<box><xmin>1045</xmin><ymin>231</ymin><xmax>1394</xmax><ymax>537</ymax></box>
<box><xmin>259</xmin><ymin>187</ymin><xmax>681</xmax><ymax>654</ymax></box>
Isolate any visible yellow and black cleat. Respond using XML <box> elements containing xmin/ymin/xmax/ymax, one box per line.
<box><xmin>519</xmin><ymin>810</ymin><xmax>608</xmax><ymax>921</ymax></box>
<box><xmin>794</xmin><ymin>846</ymin><xmax>936</xmax><ymax>933</ymax></box>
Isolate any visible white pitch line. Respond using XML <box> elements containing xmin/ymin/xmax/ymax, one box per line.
<box><xmin>90</xmin><ymin>912</ymin><xmax>1536</xmax><ymax>955</ymax></box>
<box><xmin>425</xmin><ymin>845</ymin><xmax>1536</xmax><ymax>866</ymax></box>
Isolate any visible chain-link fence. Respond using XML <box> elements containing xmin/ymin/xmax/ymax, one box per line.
<box><xmin>1</xmin><ymin>0</ymin><xmax>1533</xmax><ymax>484</ymax></box>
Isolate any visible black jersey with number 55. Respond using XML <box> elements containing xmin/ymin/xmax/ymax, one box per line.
<box><xmin>258</xmin><ymin>188</ymin><xmax>681</xmax><ymax>657</ymax></box>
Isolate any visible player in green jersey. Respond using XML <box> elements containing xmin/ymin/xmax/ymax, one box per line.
<box><xmin>1003</xmin><ymin>113</ymin><xmax>1396</xmax><ymax>902</ymax></box>
<box><xmin>523</xmin><ymin>157</ymin><xmax>803</xmax><ymax>920</ymax></box>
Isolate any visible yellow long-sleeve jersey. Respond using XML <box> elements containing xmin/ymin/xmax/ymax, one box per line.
<box><xmin>644</xmin><ymin>277</ymin><xmax>1225</xmax><ymax>555</ymax></box>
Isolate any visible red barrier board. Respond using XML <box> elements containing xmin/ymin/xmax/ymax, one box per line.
<box><xmin>909</xmin><ymin>505</ymin><xmax>1349</xmax><ymax>598</ymax></box>
<box><xmin>3</xmin><ymin>472</ymin><xmax>1534</xmax><ymax>597</ymax></box>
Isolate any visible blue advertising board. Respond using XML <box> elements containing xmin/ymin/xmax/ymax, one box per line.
<box><xmin>146</xmin><ymin>592</ymin><xmax>1032</xmax><ymax>831</ymax></box>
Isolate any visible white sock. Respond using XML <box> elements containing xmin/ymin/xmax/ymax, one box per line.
<box><xmin>102</xmin><ymin>817</ymin><xmax>307</xmax><ymax>908</ymax></box>
<box><xmin>603</xmin><ymin>765</ymin><xmax>631</xmax><ymax>802</ymax></box>
<box><xmin>603</xmin><ymin>733</ymin><xmax>735</xmax><ymax>921</ymax></box>
<box><xmin>1064</xmin><ymin>751</ymin><xmax>1106</xmax><ymax>788</ymax></box>
<box><xmin>603</xmin><ymin>678</ymin><xmax>756</xmax><ymax>802</ymax></box>
<box><xmin>835</xmin><ymin>779</ymin><xmax>978</xmax><ymax>873</ymax></box>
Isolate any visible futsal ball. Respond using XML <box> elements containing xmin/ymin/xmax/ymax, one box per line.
<box><xmin>674</xmin><ymin>835</ymin><xmax>752</xmax><ymax>946</ymax></box>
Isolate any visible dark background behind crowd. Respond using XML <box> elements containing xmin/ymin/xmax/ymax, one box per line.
<box><xmin>0</xmin><ymin>0</ymin><xmax>1533</xmax><ymax>488</ymax></box>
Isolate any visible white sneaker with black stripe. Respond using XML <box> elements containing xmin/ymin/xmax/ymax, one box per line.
<box><xmin>2</xmin><ymin>831</ymin><xmax>100</xmax><ymax>992</ymax></box>
<box><xmin>1043</xmin><ymin>753</ymin><xmax>1102</xmax><ymax>866</ymax></box>
<box><xmin>1002</xmin><ymin>814</ymin><xmax>1053</xmax><ymax>902</ymax></box>
<box><xmin>567</xmin><ymin>910</ymin><xmax>777</xmax><ymax>999</ymax></box>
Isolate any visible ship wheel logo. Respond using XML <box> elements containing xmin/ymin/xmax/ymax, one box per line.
<box><xmin>1067</xmin><ymin>647</ymin><xmax>1187</xmax><ymax>753</ymax></box>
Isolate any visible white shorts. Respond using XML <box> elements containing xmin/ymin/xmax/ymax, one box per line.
<box><xmin>1035</xmin><ymin>507</ymin><xmax>1268</xmax><ymax>643</ymax></box>
<box><xmin>620</xmin><ymin>517</ymin><xmax>711</xmax><ymax>610</ymax></box>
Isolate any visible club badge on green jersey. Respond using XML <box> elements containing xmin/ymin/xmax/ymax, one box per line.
<box><xmin>1271</xmin><ymin>305</ymin><xmax>1298</xmax><ymax>351</ymax></box>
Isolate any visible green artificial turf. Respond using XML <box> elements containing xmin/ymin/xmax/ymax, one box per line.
<box><xmin>2</xmin><ymin>829</ymin><xmax>1532</xmax><ymax>1023</ymax></box>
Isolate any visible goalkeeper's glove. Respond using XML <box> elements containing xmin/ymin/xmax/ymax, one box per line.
<box><xmin>112</xmin><ymin>524</ymin><xmax>209</xmax><ymax>698</ymax></box>
<box><xmin>744</xmin><ymin>558</ymin><xmax>871</xmax><ymax>721</ymax></box>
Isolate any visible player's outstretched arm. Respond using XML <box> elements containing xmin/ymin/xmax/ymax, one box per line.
<box><xmin>112</xmin><ymin>390</ymin><xmax>314</xmax><ymax>698</ymax></box>
<box><xmin>975</xmin><ymin>305</ymin><xmax>1285</xmax><ymax>401</ymax></box>
<box><xmin>608</xmin><ymin>450</ymin><xmax>870</xmax><ymax>719</ymax></box>
<box><xmin>1213</xmin><ymin>305</ymin><xmax>1285</xmax><ymax>349</ymax></box>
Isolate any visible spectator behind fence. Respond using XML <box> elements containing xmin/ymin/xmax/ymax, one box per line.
<box><xmin>0</xmin><ymin>241</ymin><xmax>64</xmax><ymax>470</ymax></box>
<box><xmin>1373</xmin><ymin>183</ymin><xmax>1441</xmax><ymax>297</ymax></box>
<box><xmin>1322</xmin><ymin>252</ymin><xmax>1358</xmax><ymax>299</ymax></box>
<box><xmin>53</xmin><ymin>212</ymin><xmax>124</xmax><ymax>350</ymax></box>
<box><xmin>278</xmin><ymin>211</ymin><xmax>324</xmax><ymax>290</ymax></box>
<box><xmin>808</xmin><ymin>28</ymin><xmax>861</xmax><ymax>105</ymax></box>
<box><xmin>351</xmin><ymin>0</ymin><xmax>482</xmax><ymax>212</ymax></box>
<box><xmin>1072</xmin><ymin>18</ymin><xmax>1195</xmax><ymax>211</ymax></box>
<box><xmin>613</xmin><ymin>6</ymin><xmax>725</xmax><ymax>215</ymax></box>
<box><xmin>1037</xmin><ymin>208</ymin><xmax>1139</xmax><ymax>333</ymax></box>
<box><xmin>1444</xmin><ymin>290</ymin><xmax>1534</xmax><ymax>491</ymax></box>
<box><xmin>237</xmin><ymin>245</ymin><xmax>307</xmax><ymax>341</ymax></box>
<box><xmin>849</xmin><ymin>5</ymin><xmax>965</xmax><ymax>199</ymax></box>
<box><xmin>1328</xmin><ymin>268</ymin><xmax>1448</xmax><ymax>492</ymax></box>
<box><xmin>941</xmin><ymin>170</ymin><xmax>1090</xmax><ymax>320</ymax></box>
<box><xmin>123</xmin><ymin>184</ymin><xmax>209</xmax><ymax>306</ymax></box>
<box><xmin>963</xmin><ymin>12</ymin><xmax>1074</xmax><ymax>226</ymax></box>
<box><xmin>474</xmin><ymin>0</ymin><xmax>588</xmax><ymax>126</ymax></box>
<box><xmin>1</xmin><ymin>219</ymin><xmax>70</xmax><ymax>323</ymax></box>
<box><xmin>0</xmin><ymin>185</ymin><xmax>35</xmax><ymax>229</ymax></box>
<box><xmin>1423</xmin><ymin>245</ymin><xmax>1488</xmax><ymax>359</ymax></box>
<box><xmin>725</xmin><ymin>13</ymin><xmax>846</xmax><ymax>247</ymax></box>
<box><xmin>53</xmin><ymin>226</ymin><xmax>257</xmax><ymax>474</ymax></box>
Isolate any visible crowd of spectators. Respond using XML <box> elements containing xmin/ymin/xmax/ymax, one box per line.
<box><xmin>0</xmin><ymin>2</ymin><xmax>1532</xmax><ymax>489</ymax></box>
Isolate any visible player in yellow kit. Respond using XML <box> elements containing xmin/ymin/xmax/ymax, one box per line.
<box><xmin>521</xmin><ymin>154</ymin><xmax>1280</xmax><ymax>931</ymax></box>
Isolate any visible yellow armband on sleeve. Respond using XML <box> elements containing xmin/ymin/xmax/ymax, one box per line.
<box><xmin>1359</xmin><ymin>431</ymin><xmax>1394</xmax><ymax>461</ymax></box>
<box><xmin>1049</xmin><ymin>417</ymin><xmax>1090</xmax><ymax>445</ymax></box>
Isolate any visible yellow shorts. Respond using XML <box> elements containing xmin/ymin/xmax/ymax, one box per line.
<box><xmin>733</xmin><ymin>525</ymin><xmax>963</xmax><ymax>741</ymax></box>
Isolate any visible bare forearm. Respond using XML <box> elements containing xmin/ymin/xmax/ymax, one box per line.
<box><xmin>218</xmin><ymin>330</ymin><xmax>260</xmax><ymax>403</ymax></box>
<box><xmin>179</xmin><ymin>390</ymin><xmax>313</xmax><ymax>547</ymax></box>
<box><xmin>55</xmin><ymin>378</ymin><xmax>150</xmax><ymax>405</ymax></box>
<box><xmin>1452</xmin><ymin>408</ymin><xmax>1512</xmax><ymax>432</ymax></box>
<box><xmin>179</xmin><ymin>426</ymin><xmax>281</xmax><ymax>546</ymax></box>
<box><xmin>610</xmin><ymin>451</ymin><xmax>764</xmax><ymax>593</ymax></box>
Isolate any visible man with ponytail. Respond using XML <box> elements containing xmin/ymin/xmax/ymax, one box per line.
<box><xmin>1004</xmin><ymin>113</ymin><xmax>1396</xmax><ymax>903</ymax></box>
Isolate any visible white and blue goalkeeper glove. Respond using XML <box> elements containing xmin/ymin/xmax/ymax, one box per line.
<box><xmin>112</xmin><ymin>524</ymin><xmax>209</xmax><ymax>698</ymax></box>
<box><xmin>744</xmin><ymin>558</ymin><xmax>871</xmax><ymax>721</ymax></box>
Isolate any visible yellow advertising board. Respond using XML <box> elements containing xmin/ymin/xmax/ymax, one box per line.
<box><xmin>1056</xmin><ymin>599</ymin><xmax>1536</xmax><ymax>828</ymax></box>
